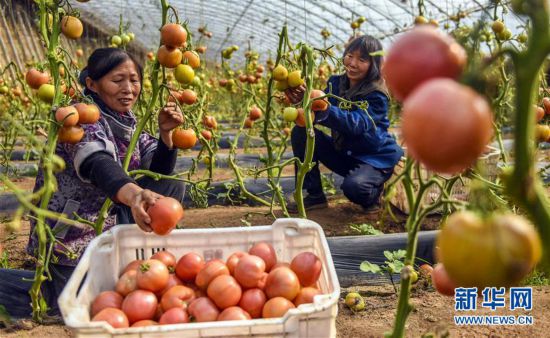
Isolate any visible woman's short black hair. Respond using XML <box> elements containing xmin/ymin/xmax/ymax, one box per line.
<box><xmin>343</xmin><ymin>35</ymin><xmax>384</xmax><ymax>83</ymax></box>
<box><xmin>79</xmin><ymin>48</ymin><xmax>142</xmax><ymax>86</ymax></box>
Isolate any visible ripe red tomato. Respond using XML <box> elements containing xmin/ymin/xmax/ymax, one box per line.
<box><xmin>25</xmin><ymin>68</ymin><xmax>50</xmax><ymax>89</ymax></box>
<box><xmin>226</xmin><ymin>251</ymin><xmax>248</xmax><ymax>275</ymax></box>
<box><xmin>244</xmin><ymin>118</ymin><xmax>254</xmax><ymax>129</ymax></box>
<box><xmin>55</xmin><ymin>106</ymin><xmax>79</xmax><ymax>127</ymax></box>
<box><xmin>180</xmin><ymin>89</ymin><xmax>197</xmax><ymax>104</ymax></box>
<box><xmin>294</xmin><ymin>287</ymin><xmax>322</xmax><ymax>306</ymax></box>
<box><xmin>183</xmin><ymin>50</ymin><xmax>201</xmax><ymax>69</ymax></box>
<box><xmin>187</xmin><ymin>297</ymin><xmax>220</xmax><ymax>322</ymax></box>
<box><xmin>262</xmin><ymin>297</ymin><xmax>295</xmax><ymax>318</ymax></box>
<box><xmin>239</xmin><ymin>288</ymin><xmax>266</xmax><ymax>319</ymax></box>
<box><xmin>543</xmin><ymin>97</ymin><xmax>550</xmax><ymax>114</ymax></box>
<box><xmin>131</xmin><ymin>320</ymin><xmax>157</xmax><ymax>327</ymax></box>
<box><xmin>431</xmin><ymin>263</ymin><xmax>456</xmax><ymax>296</ymax></box>
<box><xmin>201</xmin><ymin>129</ymin><xmax>213</xmax><ymax>141</ymax></box>
<box><xmin>310</xmin><ymin>89</ymin><xmax>328</xmax><ymax>111</ymax></box>
<box><xmin>120</xmin><ymin>259</ymin><xmax>143</xmax><ymax>276</ymax></box>
<box><xmin>136</xmin><ymin>259</ymin><xmax>170</xmax><ymax>292</ymax></box>
<box><xmin>383</xmin><ymin>26</ymin><xmax>467</xmax><ymax>101</ymax></box>
<box><xmin>265</xmin><ymin>266</ymin><xmax>300</xmax><ymax>301</ymax></box>
<box><xmin>92</xmin><ymin>308</ymin><xmax>129</xmax><ymax>328</ymax></box>
<box><xmin>535</xmin><ymin>105</ymin><xmax>545</xmax><ymax>122</ymax></box>
<box><xmin>121</xmin><ymin>290</ymin><xmax>158</xmax><ymax>323</ymax></box>
<box><xmin>74</xmin><ymin>103</ymin><xmax>100</xmax><ymax>124</ymax></box>
<box><xmin>157</xmin><ymin>46</ymin><xmax>183</xmax><ymax>68</ymax></box>
<box><xmin>418</xmin><ymin>264</ymin><xmax>434</xmax><ymax>278</ymax></box>
<box><xmin>151</xmin><ymin>251</ymin><xmax>177</xmax><ymax>271</ymax></box>
<box><xmin>156</xmin><ymin>273</ymin><xmax>183</xmax><ymax>297</ymax></box>
<box><xmin>90</xmin><ymin>291</ymin><xmax>123</xmax><ymax>317</ymax></box>
<box><xmin>159</xmin><ymin>307</ymin><xmax>189</xmax><ymax>325</ymax></box>
<box><xmin>172</xmin><ymin>128</ymin><xmax>197</xmax><ymax>150</ymax></box>
<box><xmin>161</xmin><ymin>23</ymin><xmax>187</xmax><ymax>48</ymax></box>
<box><xmin>58</xmin><ymin>126</ymin><xmax>84</xmax><ymax>144</ymax></box>
<box><xmin>401</xmin><ymin>78</ymin><xmax>494</xmax><ymax>174</ymax></box>
<box><xmin>249</xmin><ymin>106</ymin><xmax>262</xmax><ymax>121</ymax></box>
<box><xmin>249</xmin><ymin>242</ymin><xmax>277</xmax><ymax>271</ymax></box>
<box><xmin>207</xmin><ymin>275</ymin><xmax>242</xmax><ymax>309</ymax></box>
<box><xmin>217</xmin><ymin>306</ymin><xmax>251</xmax><ymax>321</ymax></box>
<box><xmin>195</xmin><ymin>259</ymin><xmax>229</xmax><ymax>290</ymax></box>
<box><xmin>290</xmin><ymin>252</ymin><xmax>322</xmax><ymax>287</ymax></box>
<box><xmin>147</xmin><ymin>197</ymin><xmax>184</xmax><ymax>236</ymax></box>
<box><xmin>234</xmin><ymin>255</ymin><xmax>266</xmax><ymax>288</ymax></box>
<box><xmin>175</xmin><ymin>252</ymin><xmax>205</xmax><ymax>282</ymax></box>
<box><xmin>160</xmin><ymin>285</ymin><xmax>196</xmax><ymax>311</ymax></box>
<box><xmin>437</xmin><ymin>211</ymin><xmax>541</xmax><ymax>289</ymax></box>
<box><xmin>203</xmin><ymin>115</ymin><xmax>218</xmax><ymax>129</ymax></box>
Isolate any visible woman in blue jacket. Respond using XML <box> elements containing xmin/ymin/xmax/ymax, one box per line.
<box><xmin>286</xmin><ymin>35</ymin><xmax>403</xmax><ymax>211</ymax></box>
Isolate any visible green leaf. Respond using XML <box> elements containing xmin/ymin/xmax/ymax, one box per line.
<box><xmin>383</xmin><ymin>250</ymin><xmax>394</xmax><ymax>261</ymax></box>
<box><xmin>360</xmin><ymin>261</ymin><xmax>382</xmax><ymax>274</ymax></box>
<box><xmin>394</xmin><ymin>250</ymin><xmax>407</xmax><ymax>260</ymax></box>
<box><xmin>387</xmin><ymin>261</ymin><xmax>405</xmax><ymax>274</ymax></box>
<box><xmin>349</xmin><ymin>223</ymin><xmax>383</xmax><ymax>236</ymax></box>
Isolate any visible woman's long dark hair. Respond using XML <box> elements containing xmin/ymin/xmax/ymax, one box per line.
<box><xmin>78</xmin><ymin>48</ymin><xmax>142</xmax><ymax>88</ymax></box>
<box><xmin>338</xmin><ymin>35</ymin><xmax>388</xmax><ymax>100</ymax></box>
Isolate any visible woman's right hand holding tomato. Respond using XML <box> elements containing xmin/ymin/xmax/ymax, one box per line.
<box><xmin>116</xmin><ymin>183</ymin><xmax>163</xmax><ymax>232</ymax></box>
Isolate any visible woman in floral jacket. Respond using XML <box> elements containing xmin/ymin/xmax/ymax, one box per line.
<box><xmin>1</xmin><ymin>48</ymin><xmax>185</xmax><ymax>318</ymax></box>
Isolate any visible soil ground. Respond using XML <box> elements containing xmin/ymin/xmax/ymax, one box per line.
<box><xmin>1</xmin><ymin>199</ymin><xmax>550</xmax><ymax>337</ymax></box>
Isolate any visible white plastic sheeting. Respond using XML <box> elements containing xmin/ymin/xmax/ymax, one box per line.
<box><xmin>71</xmin><ymin>0</ymin><xmax>498</xmax><ymax>61</ymax></box>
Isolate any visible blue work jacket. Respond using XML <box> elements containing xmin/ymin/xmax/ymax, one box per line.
<box><xmin>314</xmin><ymin>75</ymin><xmax>403</xmax><ymax>169</ymax></box>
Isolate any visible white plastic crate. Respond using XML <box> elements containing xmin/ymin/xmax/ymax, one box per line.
<box><xmin>58</xmin><ymin>218</ymin><xmax>340</xmax><ymax>338</ymax></box>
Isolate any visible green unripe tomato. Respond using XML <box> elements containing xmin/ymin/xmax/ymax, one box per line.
<box><xmin>344</xmin><ymin>292</ymin><xmax>365</xmax><ymax>311</ymax></box>
<box><xmin>121</xmin><ymin>34</ymin><xmax>130</xmax><ymax>44</ymax></box>
<box><xmin>175</xmin><ymin>64</ymin><xmax>195</xmax><ymax>84</ymax></box>
<box><xmin>111</xmin><ymin>35</ymin><xmax>122</xmax><ymax>46</ymax></box>
<box><xmin>37</xmin><ymin>83</ymin><xmax>55</xmax><ymax>103</ymax></box>
<box><xmin>283</xmin><ymin>107</ymin><xmax>298</xmax><ymax>122</ymax></box>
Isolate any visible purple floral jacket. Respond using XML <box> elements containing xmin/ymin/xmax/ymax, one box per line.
<box><xmin>27</xmin><ymin>108</ymin><xmax>158</xmax><ymax>266</ymax></box>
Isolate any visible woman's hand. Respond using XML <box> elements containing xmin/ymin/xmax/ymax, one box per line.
<box><xmin>116</xmin><ymin>183</ymin><xmax>163</xmax><ymax>232</ymax></box>
<box><xmin>158</xmin><ymin>102</ymin><xmax>184</xmax><ymax>148</ymax></box>
<box><xmin>285</xmin><ymin>85</ymin><xmax>306</xmax><ymax>104</ymax></box>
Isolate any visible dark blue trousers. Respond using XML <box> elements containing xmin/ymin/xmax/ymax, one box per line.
<box><xmin>291</xmin><ymin>126</ymin><xmax>393</xmax><ymax>208</ymax></box>
<box><xmin>0</xmin><ymin>176</ymin><xmax>185</xmax><ymax>318</ymax></box>
<box><xmin>0</xmin><ymin>264</ymin><xmax>74</xmax><ymax>318</ymax></box>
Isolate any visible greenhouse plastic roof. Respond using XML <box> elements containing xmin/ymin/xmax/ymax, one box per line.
<box><xmin>72</xmin><ymin>0</ymin><xmax>500</xmax><ymax>62</ymax></box>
